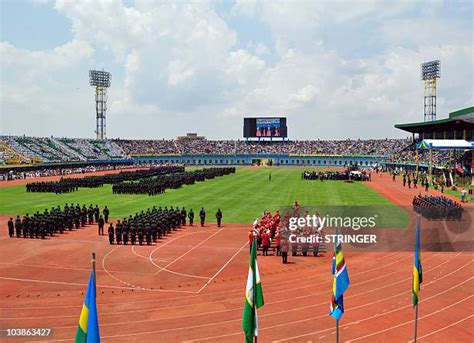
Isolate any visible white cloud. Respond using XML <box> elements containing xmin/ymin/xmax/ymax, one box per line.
<box><xmin>1</xmin><ymin>0</ymin><xmax>472</xmax><ymax>139</ymax></box>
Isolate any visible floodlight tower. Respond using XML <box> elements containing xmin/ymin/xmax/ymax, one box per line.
<box><xmin>421</xmin><ymin>60</ymin><xmax>440</xmax><ymax>122</ymax></box>
<box><xmin>89</xmin><ymin>69</ymin><xmax>111</xmax><ymax>140</ymax></box>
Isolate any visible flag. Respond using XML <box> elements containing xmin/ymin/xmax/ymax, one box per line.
<box><xmin>330</xmin><ymin>230</ymin><xmax>350</xmax><ymax>320</ymax></box>
<box><xmin>76</xmin><ymin>271</ymin><xmax>100</xmax><ymax>343</ymax></box>
<box><xmin>455</xmin><ymin>163</ymin><xmax>464</xmax><ymax>175</ymax></box>
<box><xmin>242</xmin><ymin>237</ymin><xmax>264</xmax><ymax>343</ymax></box>
<box><xmin>413</xmin><ymin>216</ymin><xmax>423</xmax><ymax>308</ymax></box>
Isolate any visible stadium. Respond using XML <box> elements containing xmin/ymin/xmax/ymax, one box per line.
<box><xmin>1</xmin><ymin>2</ymin><xmax>473</xmax><ymax>343</ymax></box>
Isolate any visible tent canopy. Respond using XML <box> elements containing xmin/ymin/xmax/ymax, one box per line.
<box><xmin>417</xmin><ymin>139</ymin><xmax>474</xmax><ymax>150</ymax></box>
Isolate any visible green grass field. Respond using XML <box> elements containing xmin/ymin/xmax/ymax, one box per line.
<box><xmin>0</xmin><ymin>168</ymin><xmax>408</xmax><ymax>226</ymax></box>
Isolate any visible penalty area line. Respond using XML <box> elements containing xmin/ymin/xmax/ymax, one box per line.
<box><xmin>197</xmin><ymin>240</ymin><xmax>248</xmax><ymax>294</ymax></box>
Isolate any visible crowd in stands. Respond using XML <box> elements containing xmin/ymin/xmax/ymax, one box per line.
<box><xmin>413</xmin><ymin>195</ymin><xmax>463</xmax><ymax>220</ymax></box>
<box><xmin>113</xmin><ymin>139</ymin><xmax>178</xmax><ymax>155</ymax></box>
<box><xmin>116</xmin><ymin>138</ymin><xmax>411</xmax><ymax>156</ymax></box>
<box><xmin>386</xmin><ymin>142</ymin><xmax>451</xmax><ymax>166</ymax></box>
<box><xmin>0</xmin><ymin>136</ymin><xmax>128</xmax><ymax>163</ymax></box>
<box><xmin>0</xmin><ymin>163</ymin><xmax>147</xmax><ymax>182</ymax></box>
<box><xmin>4</xmin><ymin>135</ymin><xmax>454</xmax><ymax>167</ymax></box>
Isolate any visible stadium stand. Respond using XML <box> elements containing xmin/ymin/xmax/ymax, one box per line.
<box><xmin>3</xmin><ymin>136</ymin><xmax>444</xmax><ymax>169</ymax></box>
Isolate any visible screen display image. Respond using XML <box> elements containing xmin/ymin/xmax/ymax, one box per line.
<box><xmin>256</xmin><ymin>118</ymin><xmax>281</xmax><ymax>137</ymax></box>
<box><xmin>243</xmin><ymin>117</ymin><xmax>287</xmax><ymax>138</ymax></box>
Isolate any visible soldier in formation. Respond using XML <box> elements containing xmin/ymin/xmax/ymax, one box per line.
<box><xmin>106</xmin><ymin>206</ymin><xmax>188</xmax><ymax>246</ymax></box>
<box><xmin>7</xmin><ymin>203</ymin><xmax>101</xmax><ymax>240</ymax></box>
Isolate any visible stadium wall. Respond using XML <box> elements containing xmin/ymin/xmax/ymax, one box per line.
<box><xmin>131</xmin><ymin>154</ymin><xmax>383</xmax><ymax>167</ymax></box>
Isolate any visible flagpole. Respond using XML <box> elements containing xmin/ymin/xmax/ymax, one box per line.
<box><xmin>92</xmin><ymin>252</ymin><xmax>96</xmax><ymax>291</ymax></box>
<box><xmin>336</xmin><ymin>319</ymin><xmax>339</xmax><ymax>343</ymax></box>
<box><xmin>253</xmin><ymin>237</ymin><xmax>258</xmax><ymax>343</ymax></box>
<box><xmin>414</xmin><ymin>304</ymin><xmax>419</xmax><ymax>342</ymax></box>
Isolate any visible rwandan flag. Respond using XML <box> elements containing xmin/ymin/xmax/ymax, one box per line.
<box><xmin>75</xmin><ymin>271</ymin><xmax>100</xmax><ymax>343</ymax></box>
<box><xmin>330</xmin><ymin>230</ymin><xmax>350</xmax><ymax>320</ymax></box>
<box><xmin>242</xmin><ymin>237</ymin><xmax>264</xmax><ymax>343</ymax></box>
<box><xmin>413</xmin><ymin>216</ymin><xmax>423</xmax><ymax>307</ymax></box>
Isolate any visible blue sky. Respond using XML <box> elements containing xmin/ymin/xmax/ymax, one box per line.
<box><xmin>0</xmin><ymin>0</ymin><xmax>472</xmax><ymax>139</ymax></box>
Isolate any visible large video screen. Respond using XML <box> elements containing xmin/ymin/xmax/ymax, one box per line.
<box><xmin>243</xmin><ymin>117</ymin><xmax>287</xmax><ymax>138</ymax></box>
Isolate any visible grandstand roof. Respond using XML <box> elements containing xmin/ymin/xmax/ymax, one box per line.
<box><xmin>395</xmin><ymin>106</ymin><xmax>474</xmax><ymax>134</ymax></box>
<box><xmin>417</xmin><ymin>139</ymin><xmax>473</xmax><ymax>150</ymax></box>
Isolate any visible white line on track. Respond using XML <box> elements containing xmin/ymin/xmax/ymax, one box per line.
<box><xmin>348</xmin><ymin>292</ymin><xmax>474</xmax><ymax>342</ymax></box>
<box><xmin>101</xmin><ymin>245</ymin><xmax>197</xmax><ymax>294</ymax></box>
<box><xmin>197</xmin><ymin>240</ymin><xmax>248</xmax><ymax>293</ymax></box>
<box><xmin>1</xmin><ymin>251</ymin><xmax>459</xmax><ymax>323</ymax></box>
<box><xmin>414</xmin><ymin>314</ymin><xmax>474</xmax><ymax>341</ymax></box>
<box><xmin>151</xmin><ymin>229</ymin><xmax>224</xmax><ymax>277</ymax></box>
<box><xmin>0</xmin><ymin>251</ymin><xmax>439</xmax><ymax>314</ymax></box>
<box><xmin>0</xmin><ymin>251</ymin><xmax>403</xmax><ymax>311</ymax></box>
<box><xmin>53</xmin><ymin>265</ymin><xmax>471</xmax><ymax>342</ymax></box>
<box><xmin>130</xmin><ymin>245</ymin><xmax>170</xmax><ymax>262</ymax></box>
<box><xmin>190</xmin><ymin>274</ymin><xmax>473</xmax><ymax>343</ymax></box>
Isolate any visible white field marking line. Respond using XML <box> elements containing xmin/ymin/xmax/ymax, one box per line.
<box><xmin>197</xmin><ymin>240</ymin><xmax>251</xmax><ymax>294</ymax></box>
<box><xmin>2</xmin><ymin>237</ymin><xmax>100</xmax><ymax>244</ymax></box>
<box><xmin>130</xmin><ymin>245</ymin><xmax>170</xmax><ymax>262</ymax></box>
<box><xmin>173</xmin><ymin>257</ymin><xmax>471</xmax><ymax>342</ymax></box>
<box><xmin>54</xmin><ymin>250</ymin><xmax>435</xmax><ymax>329</ymax></box>
<box><xmin>0</xmin><ymin>276</ymin><xmax>158</xmax><ymax>292</ymax></box>
<box><xmin>348</xmin><ymin>292</ymin><xmax>474</xmax><ymax>342</ymax></box>
<box><xmin>56</xmin><ymin>264</ymin><xmax>472</xmax><ymax>342</ymax></box>
<box><xmin>8</xmin><ymin>251</ymin><xmax>456</xmax><ymax>323</ymax></box>
<box><xmin>0</xmin><ymin>251</ymin><xmax>404</xmax><ymax>312</ymax></box>
<box><xmin>277</xmin><ymin>277</ymin><xmax>474</xmax><ymax>343</ymax></box>
<box><xmin>101</xmin><ymin>245</ymin><xmax>197</xmax><ymax>294</ymax></box>
<box><xmin>0</xmin><ymin>251</ymin><xmax>439</xmax><ymax>316</ymax></box>
<box><xmin>0</xmin><ymin>261</ymin><xmax>162</xmax><ymax>276</ymax></box>
<box><xmin>102</xmin><ymin>246</ymin><xmax>146</xmax><ymax>290</ymax></box>
<box><xmin>101</xmin><ymin>230</ymin><xmax>209</xmax><ymax>289</ymax></box>
<box><xmin>2</xmin><ymin>250</ymin><xmax>404</xmax><ymax>312</ymax></box>
<box><xmin>414</xmin><ymin>314</ymin><xmax>474</xmax><ymax>341</ymax></box>
<box><xmin>151</xmin><ymin>229</ymin><xmax>224</xmax><ymax>277</ymax></box>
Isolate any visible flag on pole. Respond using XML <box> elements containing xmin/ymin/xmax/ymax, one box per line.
<box><xmin>330</xmin><ymin>231</ymin><xmax>350</xmax><ymax>320</ymax></box>
<box><xmin>76</xmin><ymin>271</ymin><xmax>100</xmax><ymax>343</ymax></box>
<box><xmin>242</xmin><ymin>237</ymin><xmax>264</xmax><ymax>343</ymax></box>
<box><xmin>413</xmin><ymin>216</ymin><xmax>423</xmax><ymax>308</ymax></box>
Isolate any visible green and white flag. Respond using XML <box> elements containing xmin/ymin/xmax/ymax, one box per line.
<box><xmin>242</xmin><ymin>237</ymin><xmax>264</xmax><ymax>343</ymax></box>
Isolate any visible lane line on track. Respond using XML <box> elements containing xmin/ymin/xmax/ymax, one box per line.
<box><xmin>55</xmin><ymin>267</ymin><xmax>471</xmax><ymax>342</ymax></box>
<box><xmin>414</xmin><ymin>314</ymin><xmax>474</xmax><ymax>341</ymax></box>
<box><xmin>2</xmin><ymin>251</ymin><xmax>459</xmax><ymax>323</ymax></box>
<box><xmin>348</xmin><ymin>293</ymin><xmax>474</xmax><ymax>342</ymax></box>
<box><xmin>0</xmin><ymin>251</ymin><xmax>404</xmax><ymax>310</ymax></box>
<box><xmin>0</xmin><ymin>251</ymin><xmax>441</xmax><ymax>316</ymax></box>
<box><xmin>189</xmin><ymin>274</ymin><xmax>472</xmax><ymax>343</ymax></box>
<box><xmin>151</xmin><ymin>229</ymin><xmax>224</xmax><ymax>277</ymax></box>
<box><xmin>197</xmin><ymin>240</ymin><xmax>248</xmax><ymax>293</ymax></box>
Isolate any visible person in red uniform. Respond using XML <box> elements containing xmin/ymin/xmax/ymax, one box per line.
<box><xmin>275</xmin><ymin>231</ymin><xmax>281</xmax><ymax>256</ymax></box>
<box><xmin>248</xmin><ymin>229</ymin><xmax>256</xmax><ymax>254</ymax></box>
<box><xmin>261</xmin><ymin>229</ymin><xmax>271</xmax><ymax>256</ymax></box>
<box><xmin>293</xmin><ymin>201</ymin><xmax>300</xmax><ymax>217</ymax></box>
<box><xmin>280</xmin><ymin>237</ymin><xmax>289</xmax><ymax>264</ymax></box>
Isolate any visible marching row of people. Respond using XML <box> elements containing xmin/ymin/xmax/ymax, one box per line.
<box><xmin>413</xmin><ymin>194</ymin><xmax>463</xmax><ymax>220</ymax></box>
<box><xmin>7</xmin><ymin>203</ymin><xmax>107</xmax><ymax>239</ymax></box>
<box><xmin>25</xmin><ymin>165</ymin><xmax>184</xmax><ymax>193</ymax></box>
<box><xmin>103</xmin><ymin>207</ymin><xmax>224</xmax><ymax>245</ymax></box>
<box><xmin>112</xmin><ymin>168</ymin><xmax>235</xmax><ymax>196</ymax></box>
